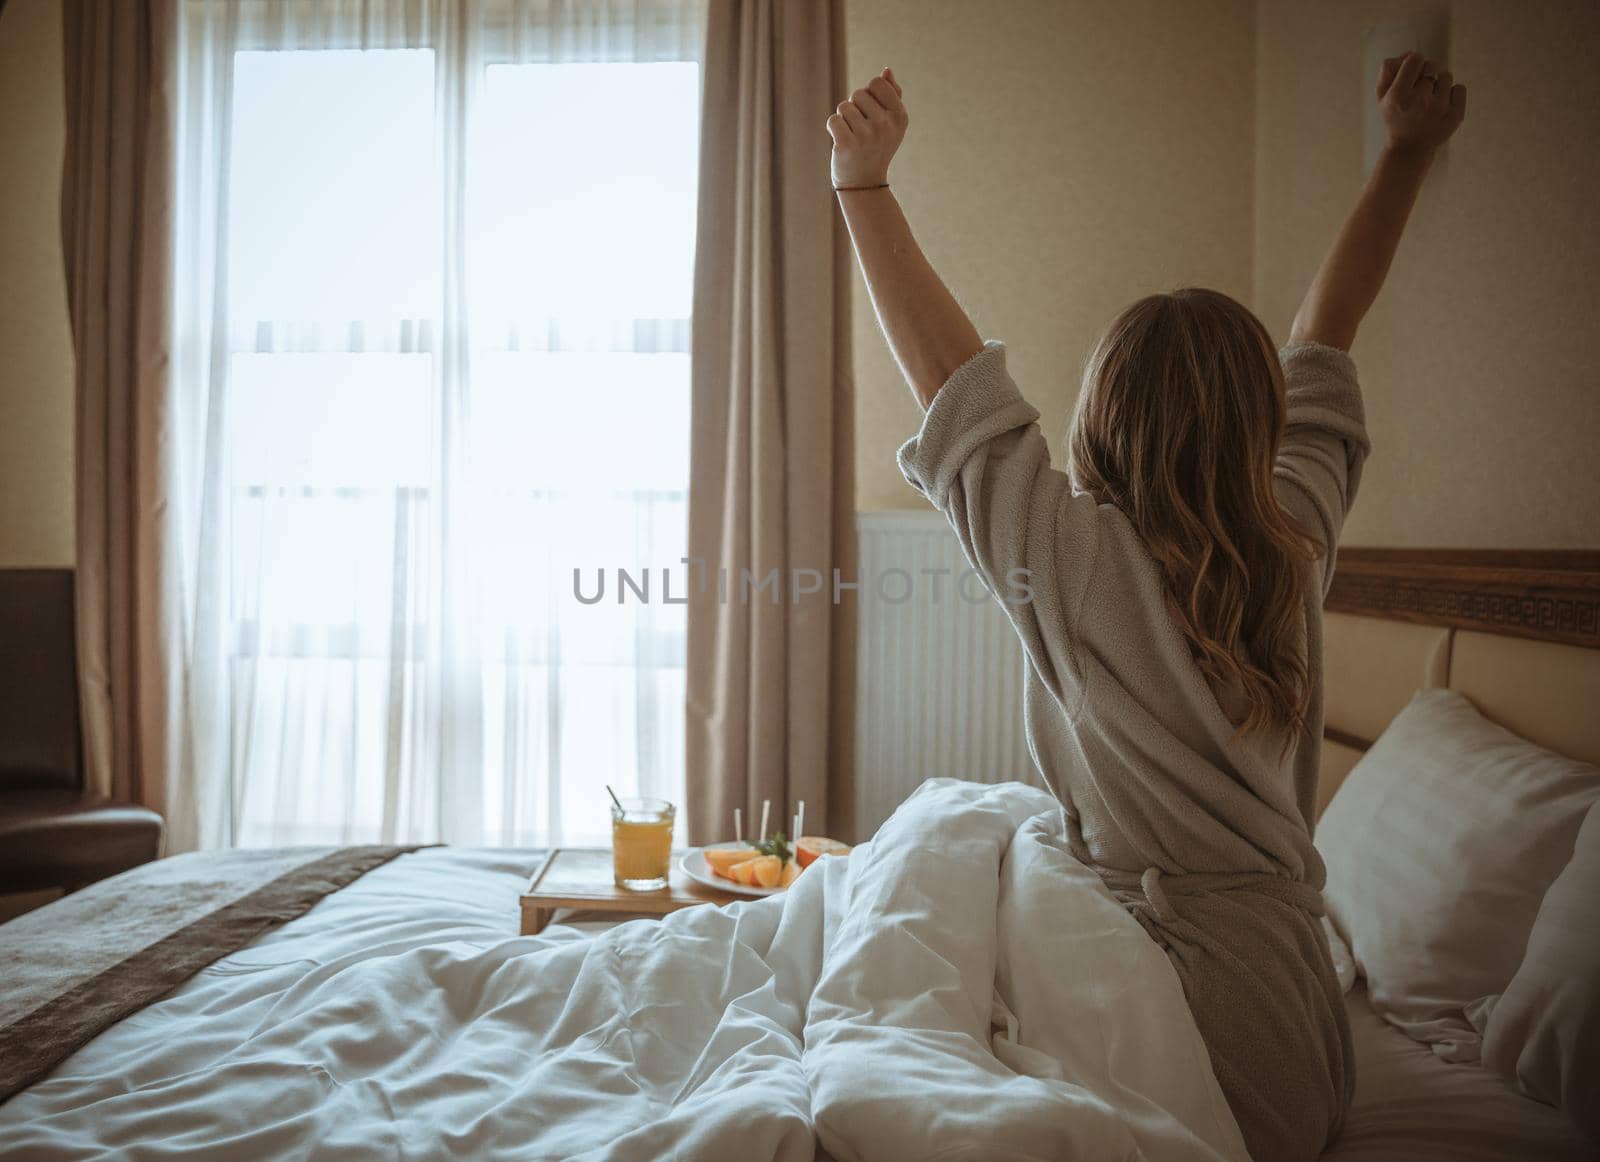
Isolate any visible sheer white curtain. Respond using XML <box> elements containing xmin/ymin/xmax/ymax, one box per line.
<box><xmin>168</xmin><ymin>0</ymin><xmax>704</xmax><ymax>851</ymax></box>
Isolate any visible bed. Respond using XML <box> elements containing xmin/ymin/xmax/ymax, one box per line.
<box><xmin>0</xmin><ymin>548</ymin><xmax>1595</xmax><ymax>1159</ymax></box>
<box><xmin>1314</xmin><ymin>549</ymin><xmax>1599</xmax><ymax>1161</ymax></box>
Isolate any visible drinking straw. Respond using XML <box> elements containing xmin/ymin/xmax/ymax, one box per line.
<box><xmin>734</xmin><ymin>807</ymin><xmax>743</xmax><ymax>845</ymax></box>
<box><xmin>759</xmin><ymin>799</ymin><xmax>771</xmax><ymax>843</ymax></box>
<box><xmin>606</xmin><ymin>785</ymin><xmax>625</xmax><ymax>814</ymax></box>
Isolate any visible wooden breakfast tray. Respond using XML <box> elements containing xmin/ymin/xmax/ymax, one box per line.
<box><xmin>519</xmin><ymin>847</ymin><xmax>745</xmax><ymax>935</ymax></box>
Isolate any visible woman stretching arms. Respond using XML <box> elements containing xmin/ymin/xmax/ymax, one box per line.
<box><xmin>828</xmin><ymin>54</ymin><xmax>1465</xmax><ymax>1161</ymax></box>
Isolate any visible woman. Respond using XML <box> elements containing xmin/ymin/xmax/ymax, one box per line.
<box><xmin>827</xmin><ymin>54</ymin><xmax>1465</xmax><ymax>1161</ymax></box>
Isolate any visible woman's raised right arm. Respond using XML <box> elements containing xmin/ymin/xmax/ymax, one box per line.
<box><xmin>828</xmin><ymin>68</ymin><xmax>983</xmax><ymax>410</ymax></box>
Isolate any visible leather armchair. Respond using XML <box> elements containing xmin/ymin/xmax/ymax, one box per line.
<box><xmin>0</xmin><ymin>569</ymin><xmax>164</xmax><ymax>894</ymax></box>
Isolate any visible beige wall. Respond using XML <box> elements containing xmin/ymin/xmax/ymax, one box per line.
<box><xmin>0</xmin><ymin>0</ymin><xmax>75</xmax><ymax>567</ymax></box>
<box><xmin>1254</xmin><ymin>0</ymin><xmax>1600</xmax><ymax>547</ymax></box>
<box><xmin>850</xmin><ymin>1</ymin><xmax>1600</xmax><ymax>548</ymax></box>
<box><xmin>847</xmin><ymin>0</ymin><xmax>1257</xmax><ymax>510</ymax></box>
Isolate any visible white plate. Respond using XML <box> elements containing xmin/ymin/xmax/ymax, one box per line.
<box><xmin>679</xmin><ymin>843</ymin><xmax>784</xmax><ymax>897</ymax></box>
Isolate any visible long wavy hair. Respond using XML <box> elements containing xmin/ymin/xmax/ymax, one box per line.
<box><xmin>1067</xmin><ymin>288</ymin><xmax>1321</xmax><ymax>749</ymax></box>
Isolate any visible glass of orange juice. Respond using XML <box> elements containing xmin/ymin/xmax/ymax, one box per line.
<box><xmin>611</xmin><ymin>797</ymin><xmax>675</xmax><ymax>890</ymax></box>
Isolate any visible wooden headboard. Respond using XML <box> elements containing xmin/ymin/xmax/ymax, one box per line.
<box><xmin>1315</xmin><ymin>548</ymin><xmax>1600</xmax><ymax>815</ymax></box>
<box><xmin>1326</xmin><ymin>549</ymin><xmax>1600</xmax><ymax>650</ymax></box>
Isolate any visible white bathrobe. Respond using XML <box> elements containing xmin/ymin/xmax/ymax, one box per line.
<box><xmin>898</xmin><ymin>338</ymin><xmax>1371</xmax><ymax>1162</ymax></box>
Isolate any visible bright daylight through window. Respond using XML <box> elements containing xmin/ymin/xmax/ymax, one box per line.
<box><xmin>220</xmin><ymin>48</ymin><xmax>698</xmax><ymax>847</ymax></box>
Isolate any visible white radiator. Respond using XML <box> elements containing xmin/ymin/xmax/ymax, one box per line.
<box><xmin>853</xmin><ymin>511</ymin><xmax>1038</xmax><ymax>835</ymax></box>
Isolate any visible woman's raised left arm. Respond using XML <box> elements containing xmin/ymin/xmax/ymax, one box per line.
<box><xmin>828</xmin><ymin>68</ymin><xmax>982</xmax><ymax>409</ymax></box>
<box><xmin>1289</xmin><ymin>51</ymin><xmax>1465</xmax><ymax>351</ymax></box>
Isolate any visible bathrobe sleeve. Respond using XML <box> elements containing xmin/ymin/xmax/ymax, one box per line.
<box><xmin>1273</xmin><ymin>341</ymin><xmax>1372</xmax><ymax>598</ymax></box>
<box><xmin>897</xmin><ymin>341</ymin><xmax>1102</xmax><ymax>704</ymax></box>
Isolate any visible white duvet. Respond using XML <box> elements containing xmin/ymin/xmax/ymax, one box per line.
<box><xmin>0</xmin><ymin>779</ymin><xmax>1248</xmax><ymax>1161</ymax></box>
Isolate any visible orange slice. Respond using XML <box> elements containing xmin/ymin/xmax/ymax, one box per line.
<box><xmin>730</xmin><ymin>856</ymin><xmax>767</xmax><ymax>886</ymax></box>
<box><xmin>705</xmin><ymin>846</ymin><xmax>758</xmax><ymax>877</ymax></box>
<box><xmin>795</xmin><ymin>837</ymin><xmax>851</xmax><ymax>868</ymax></box>
<box><xmin>750</xmin><ymin>854</ymin><xmax>783</xmax><ymax>888</ymax></box>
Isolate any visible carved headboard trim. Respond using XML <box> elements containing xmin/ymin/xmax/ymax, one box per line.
<box><xmin>1325</xmin><ymin>548</ymin><xmax>1600</xmax><ymax>649</ymax></box>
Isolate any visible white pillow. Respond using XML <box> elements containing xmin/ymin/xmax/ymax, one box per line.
<box><xmin>1316</xmin><ymin>688</ymin><xmax>1600</xmax><ymax>1061</ymax></box>
<box><xmin>1483</xmin><ymin>801</ymin><xmax>1600</xmax><ymax>1142</ymax></box>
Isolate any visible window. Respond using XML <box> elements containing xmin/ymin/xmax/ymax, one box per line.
<box><xmin>178</xmin><ymin>1</ymin><xmax>704</xmax><ymax>848</ymax></box>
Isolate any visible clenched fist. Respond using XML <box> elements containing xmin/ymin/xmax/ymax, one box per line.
<box><xmin>826</xmin><ymin>67</ymin><xmax>908</xmax><ymax>189</ymax></box>
<box><xmin>1378</xmin><ymin>51</ymin><xmax>1465</xmax><ymax>153</ymax></box>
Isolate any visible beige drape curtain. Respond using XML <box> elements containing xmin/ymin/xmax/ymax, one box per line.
<box><xmin>60</xmin><ymin>0</ymin><xmax>183</xmax><ymax>837</ymax></box>
<box><xmin>686</xmin><ymin>0</ymin><xmax>857</xmax><ymax>845</ymax></box>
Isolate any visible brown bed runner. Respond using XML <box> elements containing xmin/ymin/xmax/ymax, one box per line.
<box><xmin>0</xmin><ymin>844</ymin><xmax>426</xmax><ymax>1103</ymax></box>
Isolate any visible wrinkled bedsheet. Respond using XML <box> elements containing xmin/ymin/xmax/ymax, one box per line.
<box><xmin>0</xmin><ymin>779</ymin><xmax>1248</xmax><ymax>1161</ymax></box>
